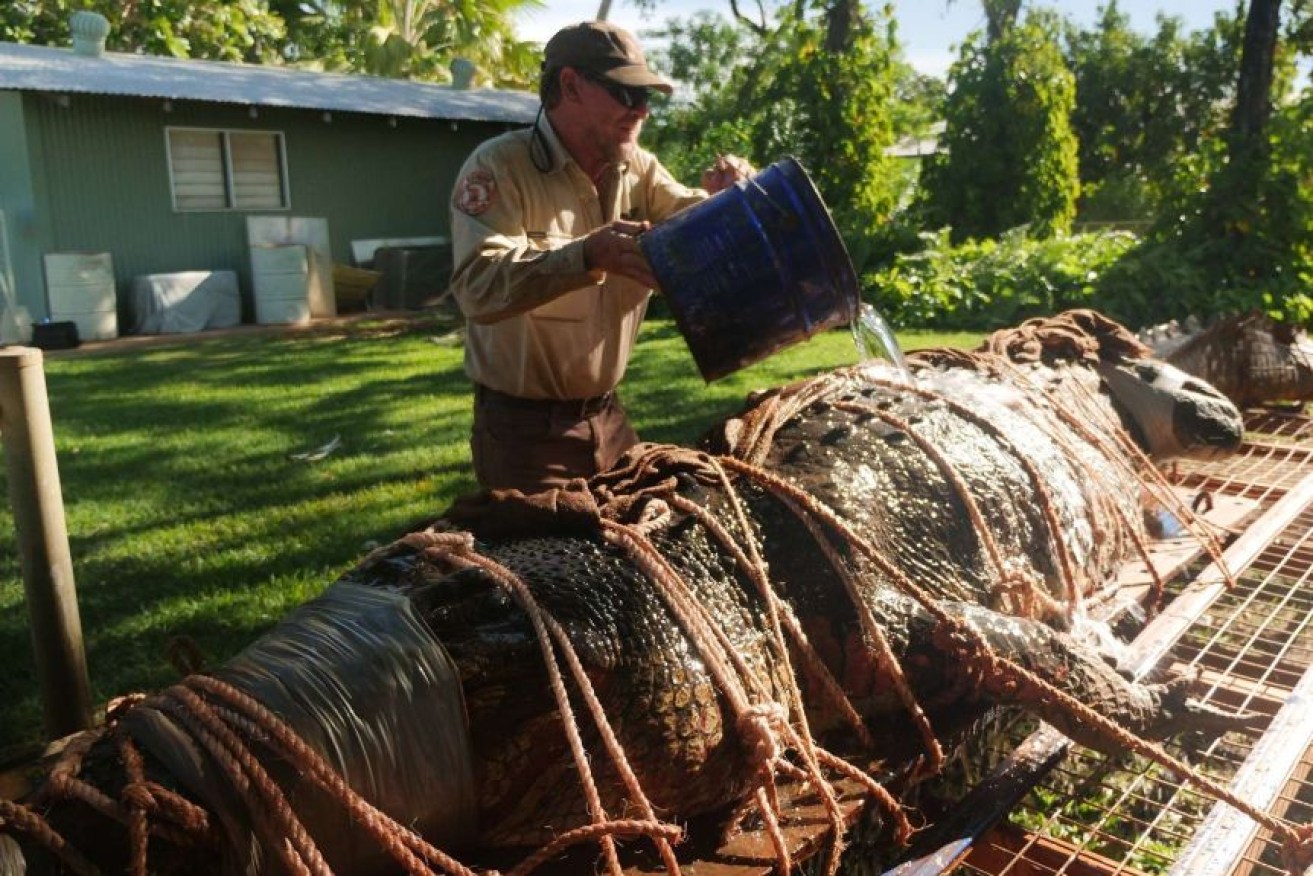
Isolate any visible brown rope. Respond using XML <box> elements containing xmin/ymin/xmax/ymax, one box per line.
<box><xmin>601</xmin><ymin>512</ymin><xmax>857</xmax><ymax>875</ymax></box>
<box><xmin>911</xmin><ymin>347</ymin><xmax>1212</xmax><ymax>611</ymax></box>
<box><xmin>667</xmin><ymin>493</ymin><xmax>875</xmax><ymax>750</ymax></box>
<box><xmin>2</xmin><ymin>310</ymin><xmax>1277</xmax><ymax>876</ymax></box>
<box><xmin>0</xmin><ymin>798</ymin><xmax>102</xmax><ymax>876</ymax></box>
<box><xmin>182</xmin><ymin>675</ymin><xmax>480</xmax><ymax>876</ymax></box>
<box><xmin>775</xmin><ymin>489</ymin><xmax>945</xmax><ymax>779</ymax></box>
<box><xmin>505</xmin><ymin>819</ymin><xmax>683</xmax><ymax>876</ymax></box>
<box><xmin>991</xmin><ymin>354</ymin><xmax>1234</xmax><ymax>589</ymax></box>
<box><xmin>834</xmin><ymin>398</ymin><xmax>1072</xmax><ymax>615</ymax></box>
<box><xmin>712</xmin><ymin>451</ymin><xmax>1312</xmax><ymax>860</ymax></box>
<box><xmin>153</xmin><ymin>684</ymin><xmax>331</xmax><ymax>876</ymax></box>
<box><xmin>845</xmin><ymin>377</ymin><xmax>1089</xmax><ymax>607</ymax></box>
<box><xmin>598</xmin><ymin>448</ymin><xmax>865</xmax><ymax>874</ymax></box>
<box><xmin>115</xmin><ymin>731</ymin><xmax>151</xmax><ymax>876</ymax></box>
<box><xmin>405</xmin><ymin>530</ymin><xmax>633</xmax><ymax>876</ymax></box>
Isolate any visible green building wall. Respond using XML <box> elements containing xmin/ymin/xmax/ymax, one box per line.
<box><xmin>0</xmin><ymin>89</ymin><xmax>513</xmax><ymax>326</ymax></box>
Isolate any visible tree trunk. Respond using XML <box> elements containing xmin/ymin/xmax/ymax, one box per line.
<box><xmin>825</xmin><ymin>0</ymin><xmax>859</xmax><ymax>52</ymax></box>
<box><xmin>1231</xmin><ymin>0</ymin><xmax>1283</xmax><ymax>153</ymax></box>
<box><xmin>984</xmin><ymin>0</ymin><xmax>1022</xmax><ymax>42</ymax></box>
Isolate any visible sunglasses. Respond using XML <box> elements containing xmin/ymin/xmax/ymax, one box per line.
<box><xmin>581</xmin><ymin>71</ymin><xmax>652</xmax><ymax>110</ymax></box>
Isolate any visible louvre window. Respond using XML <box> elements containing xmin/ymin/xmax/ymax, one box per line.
<box><xmin>166</xmin><ymin>127</ymin><xmax>289</xmax><ymax>212</ymax></box>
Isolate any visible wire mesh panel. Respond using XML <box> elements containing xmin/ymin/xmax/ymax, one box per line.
<box><xmin>1173</xmin><ymin>411</ymin><xmax>1313</xmax><ymax>505</ymax></box>
<box><xmin>894</xmin><ymin>411</ymin><xmax>1313</xmax><ymax>876</ymax></box>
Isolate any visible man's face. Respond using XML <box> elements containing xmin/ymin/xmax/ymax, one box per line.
<box><xmin>572</xmin><ymin>70</ymin><xmax>651</xmax><ymax>164</ymax></box>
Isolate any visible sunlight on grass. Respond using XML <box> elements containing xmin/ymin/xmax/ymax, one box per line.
<box><xmin>0</xmin><ymin>316</ymin><xmax>982</xmax><ymax>758</ymax></box>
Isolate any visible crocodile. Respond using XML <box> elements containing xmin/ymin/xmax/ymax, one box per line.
<box><xmin>2</xmin><ymin>310</ymin><xmax>1259</xmax><ymax>876</ymax></box>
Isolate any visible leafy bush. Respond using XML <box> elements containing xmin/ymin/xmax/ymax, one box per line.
<box><xmin>918</xmin><ymin>10</ymin><xmax>1080</xmax><ymax>242</ymax></box>
<box><xmin>864</xmin><ymin>227</ymin><xmax>1140</xmax><ymax>329</ymax></box>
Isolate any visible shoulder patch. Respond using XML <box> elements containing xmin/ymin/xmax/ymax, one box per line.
<box><xmin>455</xmin><ymin>169</ymin><xmax>497</xmax><ymax>216</ymax></box>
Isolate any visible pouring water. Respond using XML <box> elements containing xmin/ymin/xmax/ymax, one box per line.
<box><xmin>851</xmin><ymin>302</ymin><xmax>912</xmax><ymax>379</ymax></box>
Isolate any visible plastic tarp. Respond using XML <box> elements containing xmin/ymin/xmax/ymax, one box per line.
<box><xmin>122</xmin><ymin>582</ymin><xmax>476</xmax><ymax>875</ymax></box>
<box><xmin>131</xmin><ymin>270</ymin><xmax>241</xmax><ymax>334</ymax></box>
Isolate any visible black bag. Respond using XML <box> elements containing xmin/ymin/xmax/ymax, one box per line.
<box><xmin>32</xmin><ymin>321</ymin><xmax>81</xmax><ymax>350</ymax></box>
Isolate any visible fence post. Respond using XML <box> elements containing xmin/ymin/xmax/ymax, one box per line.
<box><xmin>0</xmin><ymin>346</ymin><xmax>92</xmax><ymax>737</ymax></box>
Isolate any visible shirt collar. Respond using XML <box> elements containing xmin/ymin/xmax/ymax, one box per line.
<box><xmin>533</xmin><ymin>110</ymin><xmax>570</xmax><ymax>173</ymax></box>
<box><xmin>534</xmin><ymin>110</ymin><xmax>629</xmax><ymax>178</ymax></box>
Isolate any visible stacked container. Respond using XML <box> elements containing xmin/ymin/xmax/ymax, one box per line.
<box><xmin>251</xmin><ymin>244</ymin><xmax>311</xmax><ymax>325</ymax></box>
<box><xmin>43</xmin><ymin>252</ymin><xmax>119</xmax><ymax>341</ymax></box>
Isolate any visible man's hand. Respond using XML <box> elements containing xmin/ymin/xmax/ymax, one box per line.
<box><xmin>701</xmin><ymin>154</ymin><xmax>756</xmax><ymax>194</ymax></box>
<box><xmin>583</xmin><ymin>219</ymin><xmax>657</xmax><ymax>289</ymax></box>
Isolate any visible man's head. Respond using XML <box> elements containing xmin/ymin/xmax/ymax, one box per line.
<box><xmin>539</xmin><ymin>22</ymin><xmax>671</xmax><ymax>169</ymax></box>
<box><xmin>540</xmin><ymin>21</ymin><xmax>672</xmax><ymax>107</ymax></box>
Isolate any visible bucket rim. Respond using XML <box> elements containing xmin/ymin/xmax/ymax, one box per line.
<box><xmin>770</xmin><ymin>156</ymin><xmax>862</xmax><ymax>324</ymax></box>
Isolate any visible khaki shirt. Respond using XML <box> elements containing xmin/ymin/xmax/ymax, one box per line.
<box><xmin>449</xmin><ymin>114</ymin><xmax>706</xmax><ymax>400</ymax></box>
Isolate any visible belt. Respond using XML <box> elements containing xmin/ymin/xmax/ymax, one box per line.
<box><xmin>475</xmin><ymin>383</ymin><xmax>616</xmax><ymax>418</ymax></box>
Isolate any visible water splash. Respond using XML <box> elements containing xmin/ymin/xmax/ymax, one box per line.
<box><xmin>851</xmin><ymin>302</ymin><xmax>912</xmax><ymax>379</ymax></box>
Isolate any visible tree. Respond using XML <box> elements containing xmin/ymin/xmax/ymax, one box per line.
<box><xmin>1194</xmin><ymin>0</ymin><xmax>1313</xmax><ymax>317</ymax></box>
<box><xmin>2</xmin><ymin>0</ymin><xmax>287</xmax><ymax>63</ymax></box>
<box><xmin>1063</xmin><ymin>3</ymin><xmax>1241</xmax><ymax>224</ymax></box>
<box><xmin>919</xmin><ymin>7</ymin><xmax>1079</xmax><ymax>241</ymax></box>
<box><xmin>1</xmin><ymin>0</ymin><xmax>542</xmax><ymax>86</ymax></box>
<box><xmin>352</xmin><ymin>0</ymin><xmax>542</xmax><ymax>86</ymax></box>
<box><xmin>1095</xmin><ymin>0</ymin><xmax>1313</xmax><ymax>324</ymax></box>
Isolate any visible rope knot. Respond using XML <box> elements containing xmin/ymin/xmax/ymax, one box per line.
<box><xmin>738</xmin><ymin>702</ymin><xmax>788</xmax><ymax>774</ymax></box>
<box><xmin>120</xmin><ymin>780</ymin><xmax>155</xmax><ymax>812</ymax></box>
<box><xmin>401</xmin><ymin>528</ymin><xmax>476</xmax><ymax>558</ymax></box>
<box><xmin>992</xmin><ymin>565</ymin><xmax>1042</xmax><ymax>617</ymax></box>
<box><xmin>1281</xmin><ymin>823</ymin><xmax>1313</xmax><ymax>874</ymax></box>
<box><xmin>106</xmin><ymin>693</ymin><xmax>147</xmax><ymax>724</ymax></box>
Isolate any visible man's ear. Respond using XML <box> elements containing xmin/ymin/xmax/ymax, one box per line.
<box><xmin>560</xmin><ymin>67</ymin><xmax>584</xmax><ymax>103</ymax></box>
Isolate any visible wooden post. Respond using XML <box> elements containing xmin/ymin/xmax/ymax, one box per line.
<box><xmin>0</xmin><ymin>346</ymin><xmax>92</xmax><ymax>737</ymax></box>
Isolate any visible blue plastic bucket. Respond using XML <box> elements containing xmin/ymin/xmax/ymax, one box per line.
<box><xmin>640</xmin><ymin>157</ymin><xmax>860</xmax><ymax>382</ymax></box>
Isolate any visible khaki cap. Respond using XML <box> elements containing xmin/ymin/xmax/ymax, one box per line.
<box><xmin>543</xmin><ymin>21</ymin><xmax>673</xmax><ymax>95</ymax></box>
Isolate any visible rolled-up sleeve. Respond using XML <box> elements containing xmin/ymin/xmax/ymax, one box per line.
<box><xmin>642</xmin><ymin>157</ymin><xmax>708</xmax><ymax>223</ymax></box>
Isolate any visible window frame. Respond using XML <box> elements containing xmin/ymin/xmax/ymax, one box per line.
<box><xmin>165</xmin><ymin>125</ymin><xmax>291</xmax><ymax>213</ymax></box>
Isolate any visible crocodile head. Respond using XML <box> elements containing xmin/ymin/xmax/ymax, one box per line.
<box><xmin>1098</xmin><ymin>357</ymin><xmax>1244</xmax><ymax>458</ymax></box>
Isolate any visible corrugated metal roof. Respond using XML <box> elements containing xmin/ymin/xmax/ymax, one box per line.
<box><xmin>0</xmin><ymin>40</ymin><xmax>539</xmax><ymax>124</ymax></box>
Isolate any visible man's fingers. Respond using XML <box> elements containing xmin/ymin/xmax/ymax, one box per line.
<box><xmin>612</xmin><ymin>218</ymin><xmax>651</xmax><ymax>236</ymax></box>
<box><xmin>701</xmin><ymin>153</ymin><xmax>755</xmax><ymax>193</ymax></box>
<box><xmin>584</xmin><ymin>225</ymin><xmax>656</xmax><ymax>288</ymax></box>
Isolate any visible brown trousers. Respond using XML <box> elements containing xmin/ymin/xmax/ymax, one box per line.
<box><xmin>470</xmin><ymin>384</ymin><xmax>639</xmax><ymax>494</ymax></box>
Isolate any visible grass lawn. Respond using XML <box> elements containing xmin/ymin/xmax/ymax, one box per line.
<box><xmin>0</xmin><ymin>312</ymin><xmax>983</xmax><ymax>759</ymax></box>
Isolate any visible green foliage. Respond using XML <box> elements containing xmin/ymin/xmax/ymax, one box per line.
<box><xmin>1091</xmin><ymin>1</ymin><xmax>1313</xmax><ymax>327</ymax></box>
<box><xmin>741</xmin><ymin>9</ymin><xmax>902</xmax><ymax>262</ymax></box>
<box><xmin>1</xmin><ymin>0</ymin><xmax>541</xmax><ymax>85</ymax></box>
<box><xmin>919</xmin><ymin>9</ymin><xmax>1080</xmax><ymax>242</ymax></box>
<box><xmin>865</xmin><ymin>227</ymin><xmax>1140</xmax><ymax>329</ymax></box>
<box><xmin>2</xmin><ymin>0</ymin><xmax>288</xmax><ymax>62</ymax></box>
<box><xmin>353</xmin><ymin>0</ymin><xmax>542</xmax><ymax>86</ymax></box>
<box><xmin>642</xmin><ymin>11</ymin><xmax>758</xmax><ymax>184</ymax></box>
<box><xmin>1063</xmin><ymin>3</ymin><xmax>1241</xmax><ymax>226</ymax></box>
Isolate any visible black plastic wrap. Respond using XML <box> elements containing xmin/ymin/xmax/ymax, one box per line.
<box><xmin>124</xmin><ymin>582</ymin><xmax>475</xmax><ymax>875</ymax></box>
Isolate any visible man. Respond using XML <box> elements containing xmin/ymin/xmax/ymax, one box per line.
<box><xmin>448</xmin><ymin>20</ymin><xmax>752</xmax><ymax>494</ymax></box>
